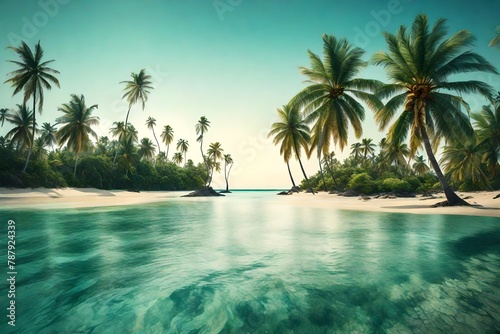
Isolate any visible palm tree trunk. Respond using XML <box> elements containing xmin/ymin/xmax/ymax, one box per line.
<box><xmin>23</xmin><ymin>87</ymin><xmax>37</xmax><ymax>173</ymax></box>
<box><xmin>318</xmin><ymin>154</ymin><xmax>327</xmax><ymax>191</ymax></box>
<box><xmin>200</xmin><ymin>137</ymin><xmax>210</xmax><ymax>186</ymax></box>
<box><xmin>166</xmin><ymin>144</ymin><xmax>170</xmax><ymax>161</ymax></box>
<box><xmin>286</xmin><ymin>161</ymin><xmax>297</xmax><ymax>188</ymax></box>
<box><xmin>324</xmin><ymin>158</ymin><xmax>339</xmax><ymax>190</ymax></box>
<box><xmin>297</xmin><ymin>156</ymin><xmax>315</xmax><ymax>195</ymax></box>
<box><xmin>420</xmin><ymin>125</ymin><xmax>468</xmax><ymax>206</ymax></box>
<box><xmin>124</xmin><ymin>105</ymin><xmax>132</xmax><ymax>129</ymax></box>
<box><xmin>208</xmin><ymin>158</ymin><xmax>216</xmax><ymax>187</ymax></box>
<box><xmin>226</xmin><ymin>162</ymin><xmax>233</xmax><ymax>192</ymax></box>
<box><xmin>112</xmin><ymin>141</ymin><xmax>120</xmax><ymax>166</ymax></box>
<box><xmin>73</xmin><ymin>153</ymin><xmax>79</xmax><ymax>176</ymax></box>
<box><xmin>152</xmin><ymin>128</ymin><xmax>161</xmax><ymax>154</ymax></box>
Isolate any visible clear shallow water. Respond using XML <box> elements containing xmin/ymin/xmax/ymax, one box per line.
<box><xmin>0</xmin><ymin>191</ymin><xmax>499</xmax><ymax>333</ymax></box>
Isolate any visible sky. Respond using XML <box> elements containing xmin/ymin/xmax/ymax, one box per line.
<box><xmin>0</xmin><ymin>0</ymin><xmax>499</xmax><ymax>189</ymax></box>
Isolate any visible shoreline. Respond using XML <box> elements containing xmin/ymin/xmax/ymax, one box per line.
<box><xmin>0</xmin><ymin>187</ymin><xmax>499</xmax><ymax>217</ymax></box>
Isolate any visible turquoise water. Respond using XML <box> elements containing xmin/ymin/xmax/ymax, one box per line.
<box><xmin>0</xmin><ymin>191</ymin><xmax>499</xmax><ymax>333</ymax></box>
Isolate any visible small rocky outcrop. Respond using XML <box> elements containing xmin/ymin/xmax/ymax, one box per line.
<box><xmin>182</xmin><ymin>187</ymin><xmax>224</xmax><ymax>197</ymax></box>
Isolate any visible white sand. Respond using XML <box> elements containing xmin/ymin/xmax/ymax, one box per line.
<box><xmin>0</xmin><ymin>187</ymin><xmax>499</xmax><ymax>217</ymax></box>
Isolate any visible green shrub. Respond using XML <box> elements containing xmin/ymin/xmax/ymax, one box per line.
<box><xmin>380</xmin><ymin>178</ymin><xmax>412</xmax><ymax>193</ymax></box>
<box><xmin>348</xmin><ymin>173</ymin><xmax>374</xmax><ymax>194</ymax></box>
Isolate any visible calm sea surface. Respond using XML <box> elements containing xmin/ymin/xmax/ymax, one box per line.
<box><xmin>0</xmin><ymin>191</ymin><xmax>499</xmax><ymax>333</ymax></box>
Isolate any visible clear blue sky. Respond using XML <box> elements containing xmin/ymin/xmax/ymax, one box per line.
<box><xmin>1</xmin><ymin>0</ymin><xmax>499</xmax><ymax>188</ymax></box>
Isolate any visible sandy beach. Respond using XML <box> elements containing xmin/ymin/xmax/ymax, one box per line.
<box><xmin>0</xmin><ymin>187</ymin><xmax>499</xmax><ymax>217</ymax></box>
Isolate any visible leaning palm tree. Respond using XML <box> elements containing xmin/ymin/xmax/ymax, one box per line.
<box><xmin>176</xmin><ymin>139</ymin><xmax>189</xmax><ymax>165</ymax></box>
<box><xmin>121</xmin><ymin>69</ymin><xmax>153</xmax><ymax>129</ymax></box>
<box><xmin>5</xmin><ymin>104</ymin><xmax>35</xmax><ymax>151</ymax></box>
<box><xmin>40</xmin><ymin>122</ymin><xmax>57</xmax><ymax>148</ymax></box>
<box><xmin>5</xmin><ymin>41</ymin><xmax>60</xmax><ymax>172</ymax></box>
<box><xmin>471</xmin><ymin>99</ymin><xmax>500</xmax><ymax>176</ymax></box>
<box><xmin>223</xmin><ymin>154</ymin><xmax>234</xmax><ymax>192</ymax></box>
<box><xmin>0</xmin><ymin>108</ymin><xmax>8</xmax><ymax>127</ymax></box>
<box><xmin>412</xmin><ymin>154</ymin><xmax>430</xmax><ymax>176</ymax></box>
<box><xmin>56</xmin><ymin>94</ymin><xmax>99</xmax><ymax>175</ymax></box>
<box><xmin>268</xmin><ymin>103</ymin><xmax>315</xmax><ymax>194</ymax></box>
<box><xmin>146</xmin><ymin>116</ymin><xmax>161</xmax><ymax>154</ymax></box>
<box><xmin>138</xmin><ymin>137</ymin><xmax>156</xmax><ymax>162</ymax></box>
<box><xmin>489</xmin><ymin>26</ymin><xmax>500</xmax><ymax>50</ymax></box>
<box><xmin>196</xmin><ymin>116</ymin><xmax>211</xmax><ymax>185</ymax></box>
<box><xmin>207</xmin><ymin>142</ymin><xmax>223</xmax><ymax>187</ymax></box>
<box><xmin>160</xmin><ymin>125</ymin><xmax>174</xmax><ymax>160</ymax></box>
<box><xmin>172</xmin><ymin>152</ymin><xmax>184</xmax><ymax>166</ymax></box>
<box><xmin>291</xmin><ymin>34</ymin><xmax>383</xmax><ymax>158</ymax></box>
<box><xmin>372</xmin><ymin>14</ymin><xmax>498</xmax><ymax>205</ymax></box>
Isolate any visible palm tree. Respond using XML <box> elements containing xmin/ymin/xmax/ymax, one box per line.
<box><xmin>146</xmin><ymin>116</ymin><xmax>161</xmax><ymax>154</ymax></box>
<box><xmin>412</xmin><ymin>154</ymin><xmax>430</xmax><ymax>176</ymax></box>
<box><xmin>138</xmin><ymin>137</ymin><xmax>156</xmax><ymax>162</ymax></box>
<box><xmin>121</xmin><ymin>69</ymin><xmax>153</xmax><ymax>129</ymax></box>
<box><xmin>360</xmin><ymin>138</ymin><xmax>376</xmax><ymax>161</ymax></box>
<box><xmin>5</xmin><ymin>104</ymin><xmax>35</xmax><ymax>150</ymax></box>
<box><xmin>223</xmin><ymin>154</ymin><xmax>234</xmax><ymax>192</ymax></box>
<box><xmin>0</xmin><ymin>108</ymin><xmax>8</xmax><ymax>127</ymax></box>
<box><xmin>291</xmin><ymin>34</ymin><xmax>383</xmax><ymax>155</ymax></box>
<box><xmin>268</xmin><ymin>103</ymin><xmax>315</xmax><ymax>194</ymax></box>
<box><xmin>441</xmin><ymin>138</ymin><xmax>493</xmax><ymax>190</ymax></box>
<box><xmin>372</xmin><ymin>14</ymin><xmax>498</xmax><ymax>205</ymax></box>
<box><xmin>490</xmin><ymin>26</ymin><xmax>500</xmax><ymax>50</ymax></box>
<box><xmin>5</xmin><ymin>41</ymin><xmax>60</xmax><ymax>172</ymax></box>
<box><xmin>195</xmin><ymin>116</ymin><xmax>211</xmax><ymax>185</ymax></box>
<box><xmin>471</xmin><ymin>99</ymin><xmax>500</xmax><ymax>176</ymax></box>
<box><xmin>207</xmin><ymin>142</ymin><xmax>223</xmax><ymax>187</ymax></box>
<box><xmin>56</xmin><ymin>94</ymin><xmax>99</xmax><ymax>175</ymax></box>
<box><xmin>40</xmin><ymin>122</ymin><xmax>57</xmax><ymax>148</ymax></box>
<box><xmin>385</xmin><ymin>142</ymin><xmax>410</xmax><ymax>169</ymax></box>
<box><xmin>322</xmin><ymin>151</ymin><xmax>340</xmax><ymax>190</ymax></box>
<box><xmin>110</xmin><ymin>121</ymin><xmax>137</xmax><ymax>165</ymax></box>
<box><xmin>176</xmin><ymin>139</ymin><xmax>189</xmax><ymax>165</ymax></box>
<box><xmin>95</xmin><ymin>136</ymin><xmax>111</xmax><ymax>156</ymax></box>
<box><xmin>117</xmin><ymin>136</ymin><xmax>137</xmax><ymax>176</ymax></box>
<box><xmin>33</xmin><ymin>136</ymin><xmax>48</xmax><ymax>161</ymax></box>
<box><xmin>160</xmin><ymin>125</ymin><xmax>174</xmax><ymax>160</ymax></box>
<box><xmin>172</xmin><ymin>152</ymin><xmax>184</xmax><ymax>166</ymax></box>
<box><xmin>350</xmin><ymin>142</ymin><xmax>363</xmax><ymax>165</ymax></box>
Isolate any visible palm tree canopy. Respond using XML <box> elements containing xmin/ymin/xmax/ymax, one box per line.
<box><xmin>224</xmin><ymin>154</ymin><xmax>233</xmax><ymax>164</ymax></box>
<box><xmin>172</xmin><ymin>152</ymin><xmax>183</xmax><ymax>165</ymax></box>
<box><xmin>471</xmin><ymin>100</ymin><xmax>500</xmax><ymax>173</ymax></box>
<box><xmin>138</xmin><ymin>137</ymin><xmax>156</xmax><ymax>162</ymax></box>
<box><xmin>372</xmin><ymin>13</ymin><xmax>498</xmax><ymax>155</ymax></box>
<box><xmin>56</xmin><ymin>94</ymin><xmax>99</xmax><ymax>155</ymax></box>
<box><xmin>489</xmin><ymin>25</ymin><xmax>500</xmax><ymax>50</ymax></box>
<box><xmin>161</xmin><ymin>125</ymin><xmax>174</xmax><ymax>144</ymax></box>
<box><xmin>176</xmin><ymin>139</ymin><xmax>189</xmax><ymax>153</ymax></box>
<box><xmin>121</xmin><ymin>69</ymin><xmax>153</xmax><ymax>110</ymax></box>
<box><xmin>360</xmin><ymin>138</ymin><xmax>376</xmax><ymax>158</ymax></box>
<box><xmin>5</xmin><ymin>41</ymin><xmax>60</xmax><ymax>113</ymax></box>
<box><xmin>195</xmin><ymin>116</ymin><xmax>210</xmax><ymax>142</ymax></box>
<box><xmin>0</xmin><ymin>108</ymin><xmax>8</xmax><ymax>127</ymax></box>
<box><xmin>5</xmin><ymin>104</ymin><xmax>35</xmax><ymax>149</ymax></box>
<box><xmin>41</xmin><ymin>122</ymin><xmax>57</xmax><ymax>147</ymax></box>
<box><xmin>268</xmin><ymin>103</ymin><xmax>311</xmax><ymax>162</ymax></box>
<box><xmin>146</xmin><ymin>116</ymin><xmax>156</xmax><ymax>129</ymax></box>
<box><xmin>207</xmin><ymin>142</ymin><xmax>224</xmax><ymax>161</ymax></box>
<box><xmin>291</xmin><ymin>34</ymin><xmax>383</xmax><ymax>152</ymax></box>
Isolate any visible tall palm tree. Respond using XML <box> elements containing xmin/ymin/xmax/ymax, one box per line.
<box><xmin>160</xmin><ymin>125</ymin><xmax>174</xmax><ymax>160</ymax></box>
<box><xmin>490</xmin><ymin>26</ymin><xmax>500</xmax><ymax>50</ymax></box>
<box><xmin>291</xmin><ymin>34</ymin><xmax>383</xmax><ymax>156</ymax></box>
<box><xmin>471</xmin><ymin>99</ymin><xmax>500</xmax><ymax>176</ymax></box>
<box><xmin>146</xmin><ymin>116</ymin><xmax>161</xmax><ymax>154</ymax></box>
<box><xmin>56</xmin><ymin>94</ymin><xmax>99</xmax><ymax>175</ymax></box>
<box><xmin>412</xmin><ymin>154</ymin><xmax>430</xmax><ymax>176</ymax></box>
<box><xmin>223</xmin><ymin>154</ymin><xmax>234</xmax><ymax>192</ymax></box>
<box><xmin>41</xmin><ymin>122</ymin><xmax>57</xmax><ymax>148</ymax></box>
<box><xmin>268</xmin><ymin>103</ymin><xmax>315</xmax><ymax>194</ymax></box>
<box><xmin>0</xmin><ymin>108</ymin><xmax>8</xmax><ymax>127</ymax></box>
<box><xmin>121</xmin><ymin>69</ymin><xmax>153</xmax><ymax>129</ymax></box>
<box><xmin>196</xmin><ymin>116</ymin><xmax>211</xmax><ymax>185</ymax></box>
<box><xmin>176</xmin><ymin>139</ymin><xmax>189</xmax><ymax>165</ymax></box>
<box><xmin>5</xmin><ymin>104</ymin><xmax>35</xmax><ymax>150</ymax></box>
<box><xmin>360</xmin><ymin>138</ymin><xmax>376</xmax><ymax>161</ymax></box>
<box><xmin>5</xmin><ymin>41</ymin><xmax>60</xmax><ymax>172</ymax></box>
<box><xmin>372</xmin><ymin>14</ymin><xmax>498</xmax><ymax>205</ymax></box>
<box><xmin>172</xmin><ymin>152</ymin><xmax>183</xmax><ymax>166</ymax></box>
<box><xmin>138</xmin><ymin>137</ymin><xmax>156</xmax><ymax>162</ymax></box>
<box><xmin>207</xmin><ymin>142</ymin><xmax>223</xmax><ymax>187</ymax></box>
